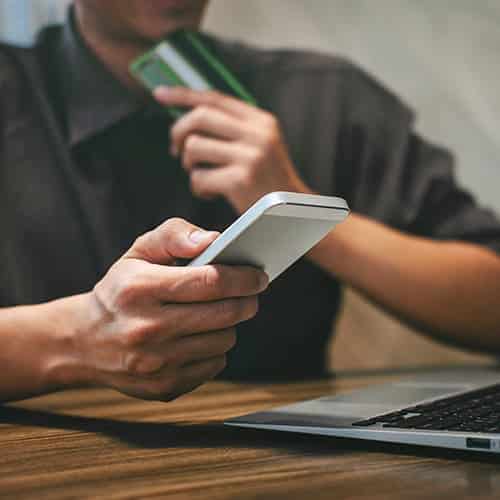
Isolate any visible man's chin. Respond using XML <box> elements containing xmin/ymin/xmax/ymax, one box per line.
<box><xmin>123</xmin><ymin>21</ymin><xmax>200</xmax><ymax>47</ymax></box>
<box><xmin>142</xmin><ymin>17</ymin><xmax>203</xmax><ymax>41</ymax></box>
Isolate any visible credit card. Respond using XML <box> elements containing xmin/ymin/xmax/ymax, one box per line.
<box><xmin>130</xmin><ymin>30</ymin><xmax>257</xmax><ymax>118</ymax></box>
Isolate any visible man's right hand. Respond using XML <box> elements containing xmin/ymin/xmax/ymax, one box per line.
<box><xmin>69</xmin><ymin>218</ymin><xmax>268</xmax><ymax>401</ymax></box>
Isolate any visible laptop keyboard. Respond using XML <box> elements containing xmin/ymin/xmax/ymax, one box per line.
<box><xmin>352</xmin><ymin>383</ymin><xmax>500</xmax><ymax>433</ymax></box>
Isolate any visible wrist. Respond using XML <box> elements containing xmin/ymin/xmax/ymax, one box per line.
<box><xmin>291</xmin><ymin>182</ymin><xmax>353</xmax><ymax>278</ymax></box>
<box><xmin>306</xmin><ymin>212</ymin><xmax>357</xmax><ymax>281</ymax></box>
<box><xmin>40</xmin><ymin>292</ymin><xmax>97</xmax><ymax>391</ymax></box>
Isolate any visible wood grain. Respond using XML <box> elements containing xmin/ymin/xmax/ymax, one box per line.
<box><xmin>0</xmin><ymin>373</ymin><xmax>499</xmax><ymax>499</ymax></box>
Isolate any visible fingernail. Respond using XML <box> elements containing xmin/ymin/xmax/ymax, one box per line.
<box><xmin>170</xmin><ymin>143</ymin><xmax>179</xmax><ymax>157</ymax></box>
<box><xmin>189</xmin><ymin>230</ymin><xmax>217</xmax><ymax>244</ymax></box>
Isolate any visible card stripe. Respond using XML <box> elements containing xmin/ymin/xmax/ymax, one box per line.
<box><xmin>185</xmin><ymin>31</ymin><xmax>257</xmax><ymax>105</ymax></box>
<box><xmin>169</xmin><ymin>31</ymin><xmax>249</xmax><ymax>102</ymax></box>
<box><xmin>155</xmin><ymin>42</ymin><xmax>212</xmax><ymax>92</ymax></box>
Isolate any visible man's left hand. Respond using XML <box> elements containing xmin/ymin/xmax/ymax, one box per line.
<box><xmin>154</xmin><ymin>87</ymin><xmax>311</xmax><ymax>214</ymax></box>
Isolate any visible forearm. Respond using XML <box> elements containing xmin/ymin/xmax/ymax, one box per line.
<box><xmin>0</xmin><ymin>294</ymin><xmax>89</xmax><ymax>402</ymax></box>
<box><xmin>309</xmin><ymin>213</ymin><xmax>500</xmax><ymax>352</ymax></box>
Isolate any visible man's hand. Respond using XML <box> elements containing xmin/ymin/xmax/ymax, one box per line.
<box><xmin>154</xmin><ymin>87</ymin><xmax>311</xmax><ymax>214</ymax></box>
<box><xmin>71</xmin><ymin>218</ymin><xmax>268</xmax><ymax>401</ymax></box>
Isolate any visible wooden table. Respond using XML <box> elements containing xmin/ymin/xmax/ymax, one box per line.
<box><xmin>1</xmin><ymin>371</ymin><xmax>499</xmax><ymax>499</ymax></box>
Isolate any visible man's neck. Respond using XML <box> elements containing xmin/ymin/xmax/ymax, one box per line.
<box><xmin>74</xmin><ymin>10</ymin><xmax>150</xmax><ymax>92</ymax></box>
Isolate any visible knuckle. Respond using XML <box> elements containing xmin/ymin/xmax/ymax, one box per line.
<box><xmin>211</xmin><ymin>355</ymin><xmax>227</xmax><ymax>374</ymax></box>
<box><xmin>260</xmin><ymin>116</ymin><xmax>280</xmax><ymax>148</ymax></box>
<box><xmin>170</xmin><ymin>121</ymin><xmax>181</xmax><ymax>141</ymax></box>
<box><xmin>115</xmin><ymin>271</ymin><xmax>147</xmax><ymax>308</ymax></box>
<box><xmin>163</xmin><ymin>217</ymin><xmax>185</xmax><ymax>230</ymax></box>
<box><xmin>93</xmin><ymin>263</ymin><xmax>141</xmax><ymax>317</ymax></box>
<box><xmin>182</xmin><ymin>149</ymin><xmax>194</xmax><ymax>171</ymax></box>
<box><xmin>92</xmin><ymin>278</ymin><xmax>114</xmax><ymax>317</ymax></box>
<box><xmin>262</xmin><ymin>113</ymin><xmax>279</xmax><ymax>133</ymax></box>
<box><xmin>150</xmin><ymin>377</ymin><xmax>177</xmax><ymax>400</ymax></box>
<box><xmin>204</xmin><ymin>90</ymin><xmax>219</xmax><ymax>104</ymax></box>
<box><xmin>122</xmin><ymin>351</ymin><xmax>142</xmax><ymax>374</ymax></box>
<box><xmin>132</xmin><ymin>232</ymin><xmax>150</xmax><ymax>251</ymax></box>
<box><xmin>189</xmin><ymin>175</ymin><xmax>203</xmax><ymax>197</ymax></box>
<box><xmin>237</xmin><ymin>169</ymin><xmax>255</xmax><ymax>190</ymax></box>
<box><xmin>247</xmin><ymin>147</ymin><xmax>265</xmax><ymax>168</ymax></box>
<box><xmin>193</xmin><ymin>106</ymin><xmax>211</xmax><ymax>125</ymax></box>
<box><xmin>189</xmin><ymin>171</ymin><xmax>211</xmax><ymax>198</ymax></box>
<box><xmin>188</xmin><ymin>105</ymin><xmax>209</xmax><ymax>131</ymax></box>
<box><xmin>202</xmin><ymin>265</ymin><xmax>224</xmax><ymax>294</ymax></box>
<box><xmin>262</xmin><ymin>133</ymin><xmax>277</xmax><ymax>152</ymax></box>
<box><xmin>184</xmin><ymin>134</ymin><xmax>200</xmax><ymax>152</ymax></box>
<box><xmin>243</xmin><ymin>269</ymin><xmax>263</xmax><ymax>294</ymax></box>
<box><xmin>243</xmin><ymin>296</ymin><xmax>259</xmax><ymax>320</ymax></box>
<box><xmin>162</xmin><ymin>347</ymin><xmax>183</xmax><ymax>368</ymax></box>
<box><xmin>161</xmin><ymin>218</ymin><xmax>187</xmax><ymax>248</ymax></box>
<box><xmin>122</xmin><ymin>319</ymin><xmax>157</xmax><ymax>348</ymax></box>
<box><xmin>182</xmin><ymin>151</ymin><xmax>192</xmax><ymax>170</ymax></box>
<box><xmin>129</xmin><ymin>228</ymin><xmax>173</xmax><ymax>264</ymax></box>
<box><xmin>224</xmin><ymin>329</ymin><xmax>237</xmax><ymax>352</ymax></box>
<box><xmin>217</xmin><ymin>299</ymin><xmax>239</xmax><ymax>324</ymax></box>
<box><xmin>122</xmin><ymin>350</ymin><xmax>164</xmax><ymax>376</ymax></box>
<box><xmin>218</xmin><ymin>297</ymin><xmax>254</xmax><ymax>325</ymax></box>
<box><xmin>94</xmin><ymin>261</ymin><xmax>157</xmax><ymax>315</ymax></box>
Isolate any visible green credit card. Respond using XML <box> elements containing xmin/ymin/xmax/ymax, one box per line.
<box><xmin>130</xmin><ymin>30</ymin><xmax>257</xmax><ymax>118</ymax></box>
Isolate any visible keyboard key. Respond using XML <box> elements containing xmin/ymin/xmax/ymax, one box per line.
<box><xmin>352</xmin><ymin>383</ymin><xmax>500</xmax><ymax>433</ymax></box>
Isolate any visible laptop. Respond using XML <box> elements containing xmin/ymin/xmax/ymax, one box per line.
<box><xmin>226</xmin><ymin>368</ymin><xmax>500</xmax><ymax>454</ymax></box>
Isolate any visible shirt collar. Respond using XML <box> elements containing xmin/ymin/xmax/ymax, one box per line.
<box><xmin>58</xmin><ymin>9</ymin><xmax>145</xmax><ymax>146</ymax></box>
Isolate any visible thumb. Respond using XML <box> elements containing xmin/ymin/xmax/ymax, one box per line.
<box><xmin>124</xmin><ymin>218</ymin><xmax>219</xmax><ymax>265</ymax></box>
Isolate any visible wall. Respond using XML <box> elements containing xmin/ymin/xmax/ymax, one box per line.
<box><xmin>204</xmin><ymin>0</ymin><xmax>500</xmax><ymax>213</ymax></box>
<box><xmin>0</xmin><ymin>0</ymin><xmax>66</xmax><ymax>44</ymax></box>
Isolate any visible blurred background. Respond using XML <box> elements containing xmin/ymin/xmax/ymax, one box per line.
<box><xmin>1</xmin><ymin>0</ymin><xmax>497</xmax><ymax>371</ymax></box>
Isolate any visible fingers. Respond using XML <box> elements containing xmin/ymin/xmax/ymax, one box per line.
<box><xmin>181</xmin><ymin>134</ymin><xmax>239</xmax><ymax>171</ymax></box>
<box><xmin>118</xmin><ymin>296</ymin><xmax>257</xmax><ymax>346</ymax></box>
<box><xmin>189</xmin><ymin>165</ymin><xmax>245</xmax><ymax>199</ymax></box>
<box><xmin>124</xmin><ymin>218</ymin><xmax>219</xmax><ymax>264</ymax></box>
<box><xmin>120</xmin><ymin>328</ymin><xmax>236</xmax><ymax>377</ymax></box>
<box><xmin>149</xmin><ymin>263</ymin><xmax>268</xmax><ymax>303</ymax></box>
<box><xmin>172</xmin><ymin>355</ymin><xmax>227</xmax><ymax>397</ymax></box>
<box><xmin>159</xmin><ymin>296</ymin><xmax>259</xmax><ymax>338</ymax></box>
<box><xmin>103</xmin><ymin>355</ymin><xmax>226</xmax><ymax>402</ymax></box>
<box><xmin>102</xmin><ymin>329</ymin><xmax>233</xmax><ymax>402</ymax></box>
<box><xmin>169</xmin><ymin>328</ymin><xmax>236</xmax><ymax>365</ymax></box>
<box><xmin>148</xmin><ymin>356</ymin><xmax>228</xmax><ymax>402</ymax></box>
<box><xmin>154</xmin><ymin>86</ymin><xmax>254</xmax><ymax>119</ymax></box>
<box><xmin>104</xmin><ymin>259</ymin><xmax>268</xmax><ymax>309</ymax></box>
<box><xmin>109</xmin><ymin>294</ymin><xmax>259</xmax><ymax>348</ymax></box>
<box><xmin>170</xmin><ymin>107</ymin><xmax>242</xmax><ymax>155</ymax></box>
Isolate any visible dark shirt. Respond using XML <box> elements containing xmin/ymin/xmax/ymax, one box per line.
<box><xmin>1</xmin><ymin>13</ymin><xmax>500</xmax><ymax>380</ymax></box>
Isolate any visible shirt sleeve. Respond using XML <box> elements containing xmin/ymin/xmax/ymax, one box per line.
<box><xmin>336</xmin><ymin>66</ymin><xmax>500</xmax><ymax>255</ymax></box>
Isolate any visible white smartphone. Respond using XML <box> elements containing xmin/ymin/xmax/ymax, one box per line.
<box><xmin>188</xmin><ymin>192</ymin><xmax>349</xmax><ymax>282</ymax></box>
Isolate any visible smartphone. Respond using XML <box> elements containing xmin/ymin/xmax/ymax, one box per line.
<box><xmin>130</xmin><ymin>30</ymin><xmax>257</xmax><ymax>118</ymax></box>
<box><xmin>188</xmin><ymin>192</ymin><xmax>350</xmax><ymax>282</ymax></box>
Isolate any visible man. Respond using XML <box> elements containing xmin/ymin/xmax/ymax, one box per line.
<box><xmin>1</xmin><ymin>0</ymin><xmax>500</xmax><ymax>403</ymax></box>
